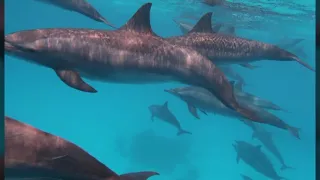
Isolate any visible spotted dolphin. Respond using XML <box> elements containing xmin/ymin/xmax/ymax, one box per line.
<box><xmin>167</xmin><ymin>12</ymin><xmax>315</xmax><ymax>71</ymax></box>
<box><xmin>35</xmin><ymin>0</ymin><xmax>116</xmax><ymax>28</ymax></box>
<box><xmin>252</xmin><ymin>127</ymin><xmax>294</xmax><ymax>171</ymax></box>
<box><xmin>149</xmin><ymin>101</ymin><xmax>192</xmax><ymax>135</ymax></box>
<box><xmin>5</xmin><ymin>116</ymin><xmax>159</xmax><ymax>180</ymax></box>
<box><xmin>172</xmin><ymin>17</ymin><xmax>263</xmax><ymax>70</ymax></box>
<box><xmin>5</xmin><ymin>3</ymin><xmax>263</xmax><ymax>124</ymax></box>
<box><xmin>165</xmin><ymin>86</ymin><xmax>300</xmax><ymax>139</ymax></box>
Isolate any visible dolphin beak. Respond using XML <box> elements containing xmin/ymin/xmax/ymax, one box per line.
<box><xmin>164</xmin><ymin>89</ymin><xmax>174</xmax><ymax>94</ymax></box>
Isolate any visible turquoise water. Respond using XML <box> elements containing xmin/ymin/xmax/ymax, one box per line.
<box><xmin>4</xmin><ymin>0</ymin><xmax>315</xmax><ymax>179</ymax></box>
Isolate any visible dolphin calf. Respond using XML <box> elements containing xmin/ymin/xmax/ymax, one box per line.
<box><xmin>165</xmin><ymin>86</ymin><xmax>300</xmax><ymax>139</ymax></box>
<box><xmin>241</xmin><ymin>174</ymin><xmax>253</xmax><ymax>180</ymax></box>
<box><xmin>233</xmin><ymin>81</ymin><xmax>288</xmax><ymax>112</ymax></box>
<box><xmin>35</xmin><ymin>0</ymin><xmax>116</xmax><ymax>28</ymax></box>
<box><xmin>148</xmin><ymin>101</ymin><xmax>192</xmax><ymax>135</ymax></box>
<box><xmin>233</xmin><ymin>140</ymin><xmax>287</xmax><ymax>180</ymax></box>
<box><xmin>5</xmin><ymin>3</ymin><xmax>262</xmax><ymax>124</ymax></box>
<box><xmin>252</xmin><ymin>127</ymin><xmax>294</xmax><ymax>171</ymax></box>
<box><xmin>5</xmin><ymin>116</ymin><xmax>159</xmax><ymax>180</ymax></box>
<box><xmin>167</xmin><ymin>12</ymin><xmax>315</xmax><ymax>71</ymax></box>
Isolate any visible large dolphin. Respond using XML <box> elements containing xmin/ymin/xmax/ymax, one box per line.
<box><xmin>165</xmin><ymin>86</ymin><xmax>300</xmax><ymax>139</ymax></box>
<box><xmin>35</xmin><ymin>0</ymin><xmax>116</xmax><ymax>28</ymax></box>
<box><xmin>172</xmin><ymin>18</ymin><xmax>256</xmax><ymax>70</ymax></box>
<box><xmin>5</xmin><ymin>3</ymin><xmax>263</xmax><ymax>124</ymax></box>
<box><xmin>233</xmin><ymin>81</ymin><xmax>288</xmax><ymax>112</ymax></box>
<box><xmin>148</xmin><ymin>101</ymin><xmax>192</xmax><ymax>135</ymax></box>
<box><xmin>233</xmin><ymin>140</ymin><xmax>287</xmax><ymax>180</ymax></box>
<box><xmin>167</xmin><ymin>12</ymin><xmax>315</xmax><ymax>71</ymax></box>
<box><xmin>5</xmin><ymin>116</ymin><xmax>159</xmax><ymax>180</ymax></box>
<box><xmin>252</xmin><ymin>127</ymin><xmax>293</xmax><ymax>171</ymax></box>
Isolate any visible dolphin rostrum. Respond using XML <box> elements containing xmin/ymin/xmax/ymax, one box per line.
<box><xmin>148</xmin><ymin>101</ymin><xmax>192</xmax><ymax>136</ymax></box>
<box><xmin>5</xmin><ymin>116</ymin><xmax>159</xmax><ymax>180</ymax></box>
<box><xmin>165</xmin><ymin>85</ymin><xmax>300</xmax><ymax>139</ymax></box>
<box><xmin>167</xmin><ymin>12</ymin><xmax>315</xmax><ymax>71</ymax></box>
<box><xmin>233</xmin><ymin>140</ymin><xmax>287</xmax><ymax>180</ymax></box>
<box><xmin>252</xmin><ymin>127</ymin><xmax>294</xmax><ymax>171</ymax></box>
<box><xmin>35</xmin><ymin>0</ymin><xmax>116</xmax><ymax>28</ymax></box>
<box><xmin>5</xmin><ymin>3</ymin><xmax>263</xmax><ymax>125</ymax></box>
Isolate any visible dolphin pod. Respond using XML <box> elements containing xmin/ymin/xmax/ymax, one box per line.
<box><xmin>167</xmin><ymin>12</ymin><xmax>315</xmax><ymax>72</ymax></box>
<box><xmin>5</xmin><ymin>3</ymin><xmax>266</xmax><ymax>126</ymax></box>
<box><xmin>164</xmin><ymin>86</ymin><xmax>300</xmax><ymax>139</ymax></box>
<box><xmin>35</xmin><ymin>0</ymin><xmax>116</xmax><ymax>28</ymax></box>
<box><xmin>5</xmin><ymin>116</ymin><xmax>159</xmax><ymax>180</ymax></box>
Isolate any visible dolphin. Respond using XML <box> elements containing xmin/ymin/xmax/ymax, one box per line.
<box><xmin>233</xmin><ymin>81</ymin><xmax>288</xmax><ymax>112</ymax></box>
<box><xmin>35</xmin><ymin>0</ymin><xmax>116</xmax><ymax>28</ymax></box>
<box><xmin>5</xmin><ymin>3</ymin><xmax>263</xmax><ymax>124</ymax></box>
<box><xmin>167</xmin><ymin>12</ymin><xmax>315</xmax><ymax>71</ymax></box>
<box><xmin>172</xmin><ymin>18</ymin><xmax>261</xmax><ymax>70</ymax></box>
<box><xmin>148</xmin><ymin>101</ymin><xmax>192</xmax><ymax>135</ymax></box>
<box><xmin>202</xmin><ymin>0</ymin><xmax>225</xmax><ymax>6</ymax></box>
<box><xmin>252</xmin><ymin>127</ymin><xmax>294</xmax><ymax>171</ymax></box>
<box><xmin>5</xmin><ymin>116</ymin><xmax>159</xmax><ymax>180</ymax></box>
<box><xmin>233</xmin><ymin>140</ymin><xmax>287</xmax><ymax>180</ymax></box>
<box><xmin>164</xmin><ymin>85</ymin><xmax>300</xmax><ymax>139</ymax></box>
<box><xmin>241</xmin><ymin>174</ymin><xmax>253</xmax><ymax>180</ymax></box>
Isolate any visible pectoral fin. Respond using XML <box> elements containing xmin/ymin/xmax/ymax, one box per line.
<box><xmin>236</xmin><ymin>155</ymin><xmax>240</xmax><ymax>164</ymax></box>
<box><xmin>55</xmin><ymin>70</ymin><xmax>97</xmax><ymax>93</ymax></box>
<box><xmin>187</xmin><ymin>102</ymin><xmax>200</xmax><ymax>119</ymax></box>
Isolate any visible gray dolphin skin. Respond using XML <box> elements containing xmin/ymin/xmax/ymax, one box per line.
<box><xmin>5</xmin><ymin>116</ymin><xmax>159</xmax><ymax>180</ymax></box>
<box><xmin>164</xmin><ymin>86</ymin><xmax>300</xmax><ymax>139</ymax></box>
<box><xmin>5</xmin><ymin>3</ymin><xmax>263</xmax><ymax>126</ymax></box>
<box><xmin>252</xmin><ymin>127</ymin><xmax>293</xmax><ymax>171</ymax></box>
<box><xmin>167</xmin><ymin>12</ymin><xmax>315</xmax><ymax>72</ymax></box>
<box><xmin>241</xmin><ymin>174</ymin><xmax>253</xmax><ymax>180</ymax></box>
<box><xmin>35</xmin><ymin>0</ymin><xmax>116</xmax><ymax>28</ymax></box>
<box><xmin>173</xmin><ymin>19</ymin><xmax>222</xmax><ymax>34</ymax></box>
<box><xmin>233</xmin><ymin>81</ymin><xmax>288</xmax><ymax>112</ymax></box>
<box><xmin>148</xmin><ymin>101</ymin><xmax>192</xmax><ymax>135</ymax></box>
<box><xmin>233</xmin><ymin>141</ymin><xmax>287</xmax><ymax>180</ymax></box>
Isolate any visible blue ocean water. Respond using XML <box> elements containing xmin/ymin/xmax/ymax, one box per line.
<box><xmin>4</xmin><ymin>0</ymin><xmax>315</xmax><ymax>179</ymax></box>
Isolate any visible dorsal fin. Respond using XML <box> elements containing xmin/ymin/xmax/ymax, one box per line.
<box><xmin>163</xmin><ymin>101</ymin><xmax>168</xmax><ymax>109</ymax></box>
<box><xmin>188</xmin><ymin>12</ymin><xmax>213</xmax><ymax>34</ymax></box>
<box><xmin>119</xmin><ymin>3</ymin><xmax>153</xmax><ymax>34</ymax></box>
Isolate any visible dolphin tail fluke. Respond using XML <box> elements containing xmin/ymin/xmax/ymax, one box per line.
<box><xmin>290</xmin><ymin>55</ymin><xmax>315</xmax><ymax>72</ymax></box>
<box><xmin>119</xmin><ymin>171</ymin><xmax>160</xmax><ymax>180</ymax></box>
<box><xmin>177</xmin><ymin>129</ymin><xmax>192</xmax><ymax>136</ymax></box>
<box><xmin>287</xmin><ymin>126</ymin><xmax>301</xmax><ymax>139</ymax></box>
<box><xmin>281</xmin><ymin>164</ymin><xmax>294</xmax><ymax>171</ymax></box>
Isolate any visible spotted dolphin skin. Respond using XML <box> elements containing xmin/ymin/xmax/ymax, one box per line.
<box><xmin>35</xmin><ymin>0</ymin><xmax>116</xmax><ymax>28</ymax></box>
<box><xmin>5</xmin><ymin>3</ymin><xmax>263</xmax><ymax>126</ymax></box>
<box><xmin>167</xmin><ymin>12</ymin><xmax>315</xmax><ymax>72</ymax></box>
<box><xmin>5</xmin><ymin>116</ymin><xmax>159</xmax><ymax>180</ymax></box>
<box><xmin>233</xmin><ymin>141</ymin><xmax>287</xmax><ymax>180</ymax></box>
<box><xmin>252</xmin><ymin>127</ymin><xmax>294</xmax><ymax>171</ymax></box>
<box><xmin>149</xmin><ymin>101</ymin><xmax>192</xmax><ymax>135</ymax></box>
<box><xmin>164</xmin><ymin>86</ymin><xmax>300</xmax><ymax>139</ymax></box>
